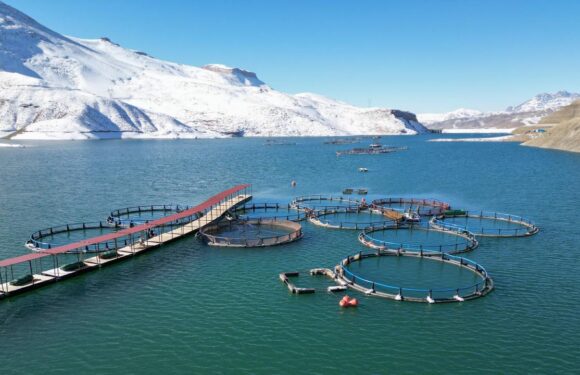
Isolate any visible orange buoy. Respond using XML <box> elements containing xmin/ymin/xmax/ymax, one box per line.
<box><xmin>339</xmin><ymin>295</ymin><xmax>358</xmax><ymax>308</ymax></box>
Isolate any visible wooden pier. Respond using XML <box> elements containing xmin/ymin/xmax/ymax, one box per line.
<box><xmin>0</xmin><ymin>185</ymin><xmax>251</xmax><ymax>300</ymax></box>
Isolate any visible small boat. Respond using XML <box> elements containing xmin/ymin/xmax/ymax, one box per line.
<box><xmin>369</xmin><ymin>143</ymin><xmax>382</xmax><ymax>149</ymax></box>
<box><xmin>358</xmin><ymin>167</ymin><xmax>368</xmax><ymax>172</ymax></box>
<box><xmin>342</xmin><ymin>188</ymin><xmax>354</xmax><ymax>194</ymax></box>
<box><xmin>403</xmin><ymin>209</ymin><xmax>421</xmax><ymax>222</ymax></box>
<box><xmin>357</xmin><ymin>188</ymin><xmax>368</xmax><ymax>195</ymax></box>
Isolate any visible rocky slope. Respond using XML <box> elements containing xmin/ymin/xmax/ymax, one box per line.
<box><xmin>0</xmin><ymin>1</ymin><xmax>426</xmax><ymax>140</ymax></box>
<box><xmin>523</xmin><ymin>100</ymin><xmax>580</xmax><ymax>153</ymax></box>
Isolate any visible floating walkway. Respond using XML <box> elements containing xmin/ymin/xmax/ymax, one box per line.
<box><xmin>0</xmin><ymin>185</ymin><xmax>252</xmax><ymax>300</ymax></box>
<box><xmin>279</xmin><ymin>268</ymin><xmax>347</xmax><ymax>294</ymax></box>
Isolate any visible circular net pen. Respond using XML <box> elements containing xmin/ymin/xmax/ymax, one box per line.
<box><xmin>26</xmin><ymin>221</ymin><xmax>137</xmax><ymax>254</ymax></box>
<box><xmin>290</xmin><ymin>195</ymin><xmax>362</xmax><ymax>213</ymax></box>
<box><xmin>370</xmin><ymin>198</ymin><xmax>450</xmax><ymax>216</ymax></box>
<box><xmin>199</xmin><ymin>218</ymin><xmax>303</xmax><ymax>247</ymax></box>
<box><xmin>336</xmin><ymin>250</ymin><xmax>493</xmax><ymax>303</ymax></box>
<box><xmin>234</xmin><ymin>203</ymin><xmax>307</xmax><ymax>222</ymax></box>
<box><xmin>358</xmin><ymin>222</ymin><xmax>478</xmax><ymax>255</ymax></box>
<box><xmin>308</xmin><ymin>207</ymin><xmax>396</xmax><ymax>230</ymax></box>
<box><xmin>431</xmin><ymin>211</ymin><xmax>539</xmax><ymax>237</ymax></box>
<box><xmin>108</xmin><ymin>204</ymin><xmax>193</xmax><ymax>227</ymax></box>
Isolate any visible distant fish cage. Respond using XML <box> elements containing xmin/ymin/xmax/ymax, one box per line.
<box><xmin>371</xmin><ymin>197</ymin><xmax>450</xmax><ymax>216</ymax></box>
<box><xmin>431</xmin><ymin>211</ymin><xmax>539</xmax><ymax>237</ymax></box>
<box><xmin>336</xmin><ymin>146</ymin><xmax>407</xmax><ymax>156</ymax></box>
<box><xmin>308</xmin><ymin>207</ymin><xmax>395</xmax><ymax>230</ymax></box>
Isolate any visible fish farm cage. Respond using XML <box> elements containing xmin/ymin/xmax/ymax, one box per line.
<box><xmin>370</xmin><ymin>198</ymin><xmax>450</xmax><ymax>216</ymax></box>
<box><xmin>290</xmin><ymin>195</ymin><xmax>363</xmax><ymax>212</ymax></box>
<box><xmin>27</xmin><ymin>221</ymin><xmax>131</xmax><ymax>253</ymax></box>
<box><xmin>336</xmin><ymin>250</ymin><xmax>493</xmax><ymax>303</ymax></box>
<box><xmin>431</xmin><ymin>211</ymin><xmax>539</xmax><ymax>237</ymax></box>
<box><xmin>308</xmin><ymin>207</ymin><xmax>395</xmax><ymax>230</ymax></box>
<box><xmin>234</xmin><ymin>203</ymin><xmax>307</xmax><ymax>222</ymax></box>
<box><xmin>358</xmin><ymin>222</ymin><xmax>479</xmax><ymax>255</ymax></box>
<box><xmin>108</xmin><ymin>204</ymin><xmax>193</xmax><ymax>227</ymax></box>
<box><xmin>198</xmin><ymin>218</ymin><xmax>303</xmax><ymax>247</ymax></box>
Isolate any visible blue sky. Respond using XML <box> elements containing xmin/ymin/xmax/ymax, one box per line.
<box><xmin>5</xmin><ymin>0</ymin><xmax>580</xmax><ymax>112</ymax></box>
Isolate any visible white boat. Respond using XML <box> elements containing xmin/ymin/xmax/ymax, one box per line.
<box><xmin>403</xmin><ymin>209</ymin><xmax>421</xmax><ymax>222</ymax></box>
<box><xmin>358</xmin><ymin>167</ymin><xmax>368</xmax><ymax>172</ymax></box>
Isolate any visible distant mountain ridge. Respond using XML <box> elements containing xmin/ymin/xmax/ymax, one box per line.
<box><xmin>0</xmin><ymin>1</ymin><xmax>426</xmax><ymax>140</ymax></box>
<box><xmin>420</xmin><ymin>91</ymin><xmax>580</xmax><ymax>131</ymax></box>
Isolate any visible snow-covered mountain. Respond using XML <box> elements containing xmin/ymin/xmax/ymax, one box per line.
<box><xmin>506</xmin><ymin>91</ymin><xmax>580</xmax><ymax>113</ymax></box>
<box><xmin>0</xmin><ymin>2</ymin><xmax>426</xmax><ymax>140</ymax></box>
<box><xmin>422</xmin><ymin>91</ymin><xmax>580</xmax><ymax>131</ymax></box>
<box><xmin>417</xmin><ymin>108</ymin><xmax>485</xmax><ymax>125</ymax></box>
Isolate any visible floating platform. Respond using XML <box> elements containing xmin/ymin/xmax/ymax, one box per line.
<box><xmin>279</xmin><ymin>271</ymin><xmax>315</xmax><ymax>294</ymax></box>
<box><xmin>279</xmin><ymin>268</ymin><xmax>342</xmax><ymax>295</ymax></box>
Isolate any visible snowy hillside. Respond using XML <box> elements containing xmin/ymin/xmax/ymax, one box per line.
<box><xmin>506</xmin><ymin>91</ymin><xmax>580</xmax><ymax>113</ymax></box>
<box><xmin>0</xmin><ymin>2</ymin><xmax>426</xmax><ymax>140</ymax></box>
<box><xmin>422</xmin><ymin>91</ymin><xmax>580</xmax><ymax>131</ymax></box>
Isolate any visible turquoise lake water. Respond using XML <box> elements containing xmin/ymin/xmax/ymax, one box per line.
<box><xmin>0</xmin><ymin>135</ymin><xmax>579</xmax><ymax>374</ymax></box>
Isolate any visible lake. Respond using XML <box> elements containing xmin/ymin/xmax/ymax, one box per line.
<box><xmin>0</xmin><ymin>135</ymin><xmax>579</xmax><ymax>374</ymax></box>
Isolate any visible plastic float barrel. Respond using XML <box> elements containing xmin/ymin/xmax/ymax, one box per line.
<box><xmin>99</xmin><ymin>250</ymin><xmax>118</xmax><ymax>260</ymax></box>
<box><xmin>60</xmin><ymin>261</ymin><xmax>87</xmax><ymax>272</ymax></box>
<box><xmin>9</xmin><ymin>274</ymin><xmax>34</xmax><ymax>286</ymax></box>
